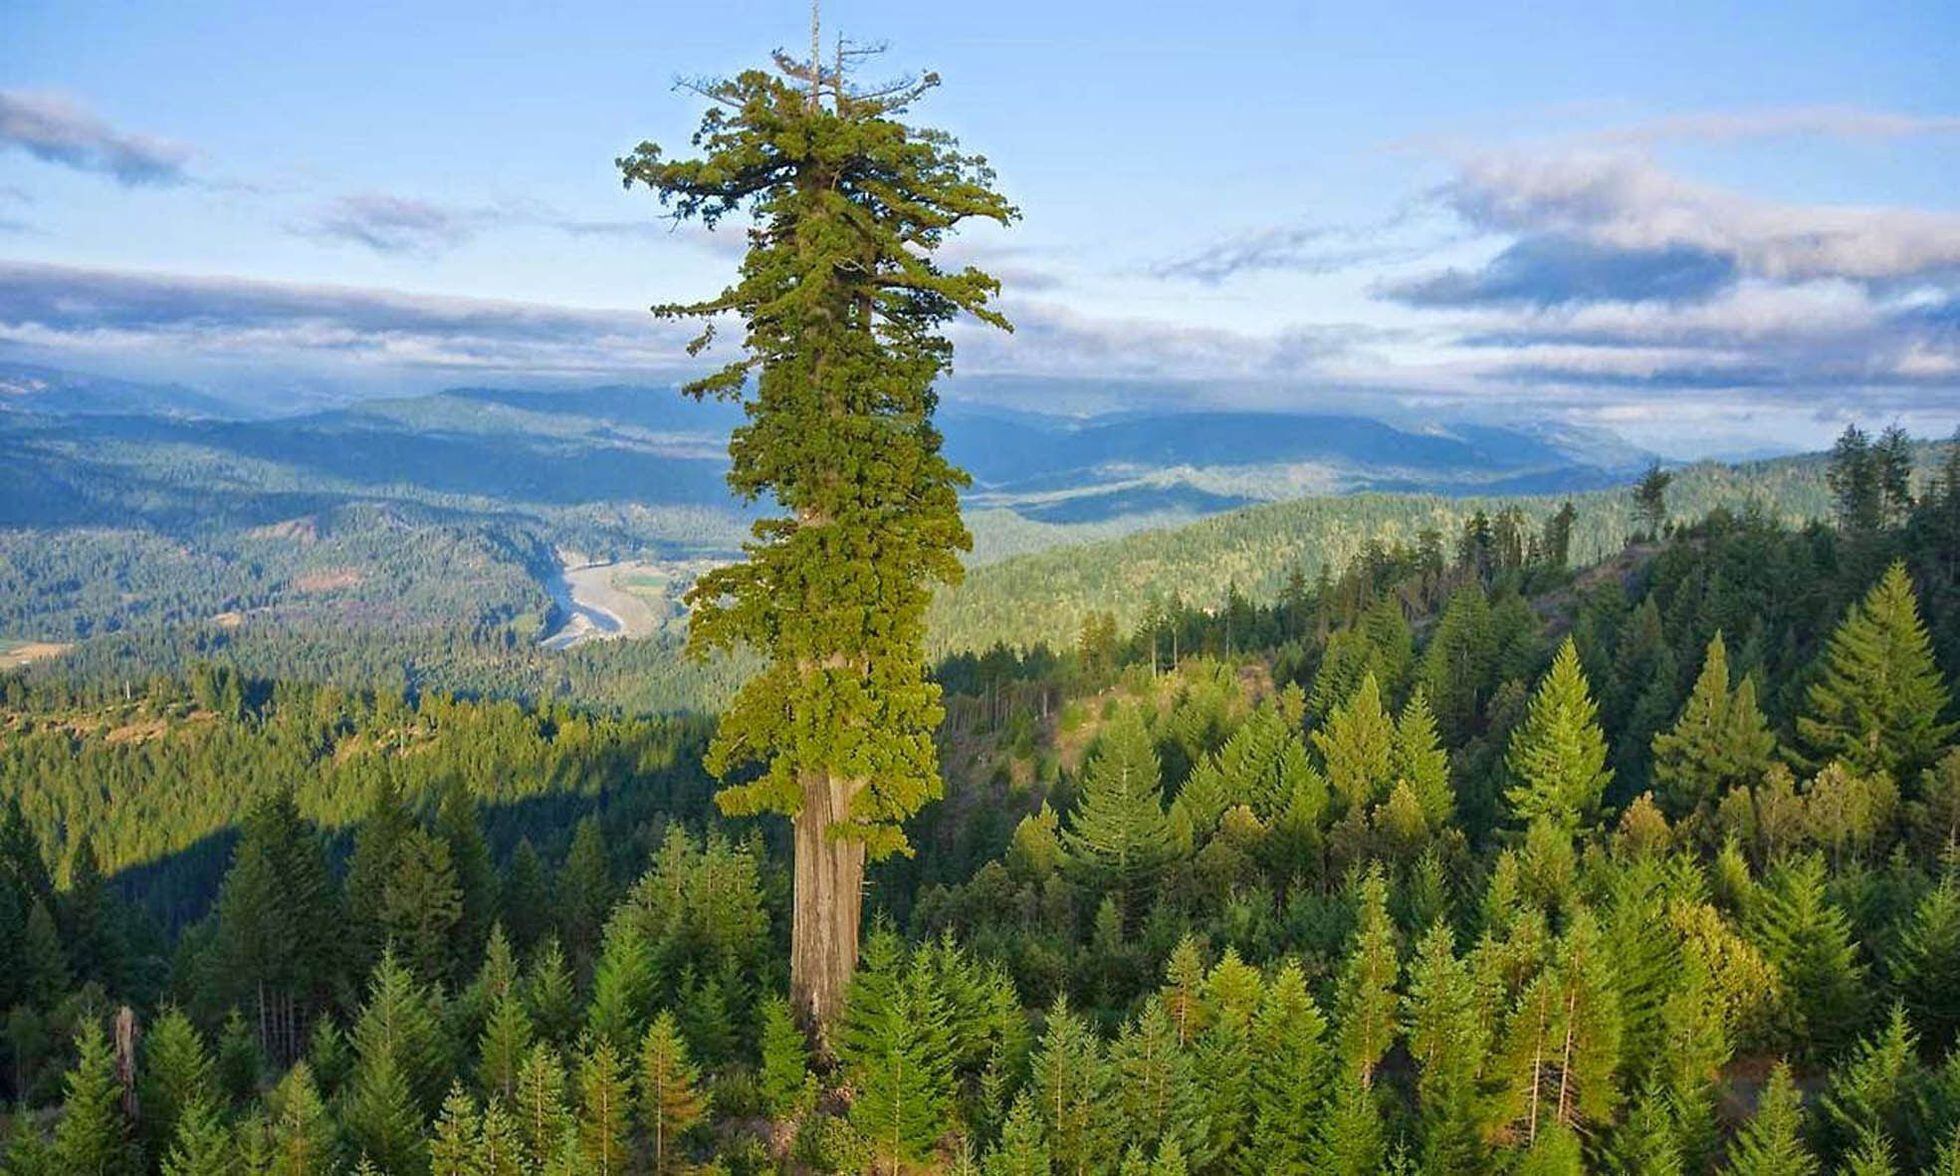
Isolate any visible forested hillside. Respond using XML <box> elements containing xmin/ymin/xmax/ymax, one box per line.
<box><xmin>5</xmin><ymin>428</ymin><xmax>1960</xmax><ymax>1172</ymax></box>
<box><xmin>930</xmin><ymin>443</ymin><xmax>1854</xmax><ymax>653</ymax></box>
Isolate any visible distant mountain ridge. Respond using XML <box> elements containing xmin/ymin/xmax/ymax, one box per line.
<box><xmin>0</xmin><ymin>363</ymin><xmax>1654</xmax><ymax>536</ymax></box>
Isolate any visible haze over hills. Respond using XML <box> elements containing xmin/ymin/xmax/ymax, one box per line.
<box><xmin>0</xmin><ymin>355</ymin><xmax>1870</xmax><ymax>715</ymax></box>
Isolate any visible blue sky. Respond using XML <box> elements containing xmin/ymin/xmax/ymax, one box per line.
<box><xmin>2</xmin><ymin>0</ymin><xmax>1956</xmax><ymax>455</ymax></box>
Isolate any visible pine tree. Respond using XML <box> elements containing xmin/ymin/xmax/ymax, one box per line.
<box><xmin>1817</xmin><ymin>1006</ymin><xmax>1929</xmax><ymax>1169</ymax></box>
<box><xmin>344</xmin><ymin>777</ymin><xmax>415</xmax><ymax>975</ymax></box>
<box><xmin>555</xmin><ymin>817</ymin><xmax>612</xmax><ymax>969</ymax></box>
<box><xmin>1891</xmin><ymin>874</ymin><xmax>1960</xmax><ymax>1050</ymax></box>
<box><xmin>1306</xmin><ymin>1073</ymin><xmax>1383</xmax><ymax>1176</ymax></box>
<box><xmin>1245</xmin><ymin>961</ymin><xmax>1329</xmax><ymax>1173</ymax></box>
<box><xmin>50</xmin><ymin>1020</ymin><xmax>136</xmax><ymax>1176</ymax></box>
<box><xmin>474</xmin><ymin>1097</ymin><xmax>523</xmax><ymax>1176</ymax></box>
<box><xmin>1843</xmin><ymin>1129</ymin><xmax>1901</xmax><ymax>1176</ymax></box>
<box><xmin>382</xmin><ymin>827</ymin><xmax>464</xmax><ymax>985</ymax></box>
<box><xmin>500</xmin><ymin>839</ymin><xmax>551</xmax><ymax>954</ymax></box>
<box><xmin>637</xmin><ymin>1012</ymin><xmax>708</xmax><ymax>1174</ymax></box>
<box><xmin>573</xmin><ymin>1037</ymin><xmax>631</xmax><ymax>1176</ymax></box>
<box><xmin>584</xmin><ymin>911</ymin><xmax>656</xmax><ymax>1050</ymax></box>
<box><xmin>1334</xmin><ymin>868</ymin><xmax>1400</xmax><ymax>1087</ymax></box>
<box><xmin>1752</xmin><ymin>854</ymin><xmax>1867</xmax><ymax>1059</ymax></box>
<box><xmin>756</xmin><ymin>995</ymin><xmax>811</xmax><ymax>1117</ymax></box>
<box><xmin>1797</xmin><ymin>562</ymin><xmax>1955</xmax><ymax>778</ymax></box>
<box><xmin>264</xmin><ymin>1062</ymin><xmax>336</xmax><ymax>1176</ymax></box>
<box><xmin>840</xmin><ymin>930</ymin><xmax>954</xmax><ymax>1173</ymax></box>
<box><xmin>1026</xmin><ymin>996</ymin><xmax>1111</xmax><ymax>1176</ymax></box>
<box><xmin>436</xmin><ymin>781</ymin><xmax>497</xmax><ymax>975</ymax></box>
<box><xmin>1606</xmin><ymin>1085</ymin><xmax>1684</xmax><ymax>1176</ymax></box>
<box><xmin>140</xmin><ymin>1007</ymin><xmax>216</xmax><ymax>1158</ymax></box>
<box><xmin>1722</xmin><ymin>1063</ymin><xmax>1817</xmax><ymax>1176</ymax></box>
<box><xmin>621</xmin><ymin>23</ymin><xmax>1017</xmax><ymax>1042</ymax></box>
<box><xmin>1107</xmin><ymin>998</ymin><xmax>1206</xmax><ymax>1167</ymax></box>
<box><xmin>524</xmin><ymin>939</ymin><xmax>579</xmax><ymax>1045</ymax></box>
<box><xmin>430</xmin><ymin>1084</ymin><xmax>483</xmax><ymax>1176</ymax></box>
<box><xmin>1193</xmin><ymin>950</ymin><xmax>1262</xmax><ymax>1169</ymax></box>
<box><xmin>1507</xmin><ymin>638</ymin><xmax>1613</xmax><ymax>831</ymax></box>
<box><xmin>1651</xmin><ymin>633</ymin><xmax>1776</xmax><ymax>818</ymax></box>
<box><xmin>1313</xmin><ymin>673</ymin><xmax>1397</xmax><ymax>812</ymax></box>
<box><xmin>512</xmin><ymin>1042</ymin><xmax>570</xmax><ymax>1172</ymax></box>
<box><xmin>1404</xmin><ymin>922</ymin><xmax>1488</xmax><ymax>1174</ymax></box>
<box><xmin>159</xmin><ymin>1098</ymin><xmax>234</xmax><ymax>1176</ymax></box>
<box><xmin>1061</xmin><ymin>708</ymin><xmax>1173</xmax><ymax>911</ymax></box>
<box><xmin>1394</xmin><ymin>688</ymin><xmax>1454</xmax><ymax>827</ymax></box>
<box><xmin>344</xmin><ymin>951</ymin><xmax>445</xmax><ymax>1171</ymax></box>
<box><xmin>985</xmin><ymin>1092</ymin><xmax>1052</xmax><ymax>1176</ymax></box>
<box><xmin>216</xmin><ymin>1009</ymin><xmax>263</xmax><ymax>1106</ymax></box>
<box><xmin>476</xmin><ymin>992</ymin><xmax>534</xmax><ymax>1104</ymax></box>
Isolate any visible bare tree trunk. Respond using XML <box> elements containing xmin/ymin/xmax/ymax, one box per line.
<box><xmin>113</xmin><ymin>1005</ymin><xmax>140</xmax><ymax>1124</ymax></box>
<box><xmin>791</xmin><ymin>770</ymin><xmax>865</xmax><ymax>1054</ymax></box>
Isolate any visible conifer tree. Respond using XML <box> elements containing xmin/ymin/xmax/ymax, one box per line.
<box><xmin>1404</xmin><ymin>922</ymin><xmax>1488</xmax><ymax>1174</ymax></box>
<box><xmin>1507</xmin><ymin>638</ymin><xmax>1613</xmax><ymax>831</ymax></box>
<box><xmin>1797</xmin><ymin>562</ymin><xmax>1955</xmax><ymax>778</ymax></box>
<box><xmin>1843</xmin><ymin>1130</ymin><xmax>1901</xmax><ymax>1176</ymax></box>
<box><xmin>638</xmin><ymin>1012</ymin><xmax>708</xmax><ymax>1174</ymax></box>
<box><xmin>382</xmin><ymin>827</ymin><xmax>464</xmax><ymax>985</ymax></box>
<box><xmin>555</xmin><ymin>818</ymin><xmax>612</xmax><ymax>968</ymax></box>
<box><xmin>512</xmin><ymin>1042</ymin><xmax>570</xmax><ymax>1172</ymax></box>
<box><xmin>524</xmin><ymin>939</ymin><xmax>579</xmax><ymax>1045</ymax></box>
<box><xmin>1606</xmin><ymin>1085</ymin><xmax>1685</xmax><ymax>1176</ymax></box>
<box><xmin>436</xmin><ymin>781</ymin><xmax>497</xmax><ymax>973</ymax></box>
<box><xmin>620</xmin><ymin>20</ymin><xmax>1017</xmax><ymax>1042</ymax></box>
<box><xmin>1394</xmin><ymin>688</ymin><xmax>1454</xmax><ymax>827</ymax></box>
<box><xmin>840</xmin><ymin>931</ymin><xmax>954</xmax><ymax>1173</ymax></box>
<box><xmin>1334</xmin><ymin>868</ymin><xmax>1400</xmax><ymax>1087</ymax></box>
<box><xmin>573</xmin><ymin>1037</ymin><xmax>631</xmax><ymax>1176</ymax></box>
<box><xmin>140</xmin><ymin>1007</ymin><xmax>216</xmax><ymax>1158</ymax></box>
<box><xmin>474</xmin><ymin>1097</ymin><xmax>523</xmax><ymax>1176</ymax></box>
<box><xmin>985</xmin><ymin>1092</ymin><xmax>1052</xmax><ymax>1176</ymax></box>
<box><xmin>1314</xmin><ymin>673</ymin><xmax>1397</xmax><ymax>812</ymax></box>
<box><xmin>1722</xmin><ymin>1063</ymin><xmax>1817</xmax><ymax>1176</ymax></box>
<box><xmin>51</xmin><ymin>1020</ymin><xmax>136</xmax><ymax>1176</ymax></box>
<box><xmin>1245</xmin><ymin>961</ymin><xmax>1329</xmax><ymax>1173</ymax></box>
<box><xmin>344</xmin><ymin>778</ymin><xmax>415</xmax><ymax>976</ymax></box>
<box><xmin>430</xmin><ymin>1083</ymin><xmax>482</xmax><ymax>1176</ymax></box>
<box><xmin>1892</xmin><ymin>874</ymin><xmax>1960</xmax><ymax>1050</ymax></box>
<box><xmin>1061</xmin><ymin>709</ymin><xmax>1173</xmax><ymax>912</ymax></box>
<box><xmin>1817</xmin><ymin>1006</ymin><xmax>1929</xmax><ymax>1169</ymax></box>
<box><xmin>756</xmin><ymin>995</ymin><xmax>811</xmax><ymax>1117</ymax></box>
<box><xmin>501</xmin><ymin>839</ymin><xmax>550</xmax><ymax>954</ymax></box>
<box><xmin>263</xmin><ymin>1062</ymin><xmax>336</xmax><ymax>1176</ymax></box>
<box><xmin>1752</xmin><ymin>854</ymin><xmax>1866</xmax><ymax>1059</ymax></box>
<box><xmin>1651</xmin><ymin>633</ymin><xmax>1776</xmax><ymax>818</ymax></box>
<box><xmin>160</xmin><ymin>1098</ymin><xmax>234</xmax><ymax>1176</ymax></box>
<box><xmin>1193</xmin><ymin>950</ymin><xmax>1262</xmax><ymax>1169</ymax></box>
<box><xmin>585</xmin><ymin>912</ymin><xmax>656</xmax><ymax>1050</ymax></box>
<box><xmin>1306</xmin><ymin>1073</ymin><xmax>1383</xmax><ymax>1176</ymax></box>
<box><xmin>1108</xmin><ymin>998</ymin><xmax>1206</xmax><ymax>1167</ymax></box>
<box><xmin>1026</xmin><ymin>996</ymin><xmax>1111</xmax><ymax>1176</ymax></box>
<box><xmin>476</xmin><ymin>992</ymin><xmax>534</xmax><ymax>1104</ymax></box>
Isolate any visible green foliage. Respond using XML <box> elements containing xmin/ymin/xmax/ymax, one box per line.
<box><xmin>1722</xmin><ymin>1063</ymin><xmax>1817</xmax><ymax>1176</ymax></box>
<box><xmin>839</xmin><ymin>930</ymin><xmax>955</xmax><ymax>1169</ymax></box>
<box><xmin>1061</xmin><ymin>708</ymin><xmax>1173</xmax><ymax>906</ymax></box>
<box><xmin>1507</xmin><ymin>638</ymin><xmax>1613</xmax><ymax>831</ymax></box>
<box><xmin>638</xmin><ymin>1012</ymin><xmax>708</xmax><ymax>1174</ymax></box>
<box><xmin>50</xmin><ymin>1020</ymin><xmax>136</xmax><ymax>1175</ymax></box>
<box><xmin>1651</xmin><ymin>633</ymin><xmax>1777</xmax><ymax>819</ymax></box>
<box><xmin>1797</xmin><ymin>561</ymin><xmax>1955</xmax><ymax>777</ymax></box>
<box><xmin>621</xmin><ymin>51</ymin><xmax>1016</xmax><ymax>860</ymax></box>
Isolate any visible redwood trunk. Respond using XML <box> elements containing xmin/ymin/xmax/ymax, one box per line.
<box><xmin>791</xmin><ymin>771</ymin><xmax>865</xmax><ymax>1054</ymax></box>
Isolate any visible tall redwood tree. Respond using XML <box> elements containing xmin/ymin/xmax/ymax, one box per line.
<box><xmin>619</xmin><ymin>41</ymin><xmax>1015</xmax><ymax>1044</ymax></box>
